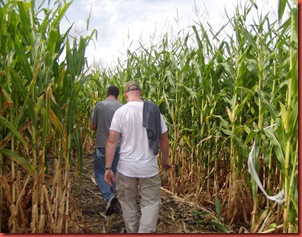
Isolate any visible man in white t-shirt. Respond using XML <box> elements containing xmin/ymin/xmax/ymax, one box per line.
<box><xmin>104</xmin><ymin>81</ymin><xmax>172</xmax><ymax>233</ymax></box>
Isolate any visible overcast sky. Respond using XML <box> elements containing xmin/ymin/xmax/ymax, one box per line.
<box><xmin>59</xmin><ymin>0</ymin><xmax>278</xmax><ymax>68</ymax></box>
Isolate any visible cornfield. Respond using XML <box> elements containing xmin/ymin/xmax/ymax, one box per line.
<box><xmin>0</xmin><ymin>0</ymin><xmax>298</xmax><ymax>233</ymax></box>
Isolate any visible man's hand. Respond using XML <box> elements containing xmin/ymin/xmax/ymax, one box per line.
<box><xmin>104</xmin><ymin>170</ymin><xmax>115</xmax><ymax>186</ymax></box>
<box><xmin>162</xmin><ymin>159</ymin><xmax>172</xmax><ymax>170</ymax></box>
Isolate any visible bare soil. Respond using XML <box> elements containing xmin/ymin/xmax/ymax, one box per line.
<box><xmin>70</xmin><ymin>153</ymin><xmax>232</xmax><ymax>233</ymax></box>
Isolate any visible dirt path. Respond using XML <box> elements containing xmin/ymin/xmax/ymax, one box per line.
<box><xmin>70</xmin><ymin>154</ymin><xmax>231</xmax><ymax>233</ymax></box>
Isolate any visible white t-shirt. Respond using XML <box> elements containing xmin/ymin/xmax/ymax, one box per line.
<box><xmin>110</xmin><ymin>101</ymin><xmax>168</xmax><ymax>178</ymax></box>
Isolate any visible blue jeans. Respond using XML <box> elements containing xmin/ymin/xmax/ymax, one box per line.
<box><xmin>94</xmin><ymin>147</ymin><xmax>120</xmax><ymax>204</ymax></box>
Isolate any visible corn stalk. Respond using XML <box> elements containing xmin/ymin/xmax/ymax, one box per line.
<box><xmin>0</xmin><ymin>0</ymin><xmax>95</xmax><ymax>233</ymax></box>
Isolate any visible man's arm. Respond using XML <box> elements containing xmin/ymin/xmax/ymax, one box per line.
<box><xmin>90</xmin><ymin>107</ymin><xmax>97</xmax><ymax>131</ymax></box>
<box><xmin>104</xmin><ymin>130</ymin><xmax>120</xmax><ymax>186</ymax></box>
<box><xmin>90</xmin><ymin>122</ymin><xmax>97</xmax><ymax>130</ymax></box>
<box><xmin>160</xmin><ymin>131</ymin><xmax>172</xmax><ymax>170</ymax></box>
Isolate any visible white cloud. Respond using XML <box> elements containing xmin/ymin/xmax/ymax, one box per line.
<box><xmin>60</xmin><ymin>0</ymin><xmax>278</xmax><ymax>68</ymax></box>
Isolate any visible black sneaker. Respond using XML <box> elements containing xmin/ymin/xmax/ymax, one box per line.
<box><xmin>105</xmin><ymin>196</ymin><xmax>118</xmax><ymax>216</ymax></box>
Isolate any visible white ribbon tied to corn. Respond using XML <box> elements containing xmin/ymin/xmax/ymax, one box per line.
<box><xmin>247</xmin><ymin>125</ymin><xmax>284</xmax><ymax>205</ymax></box>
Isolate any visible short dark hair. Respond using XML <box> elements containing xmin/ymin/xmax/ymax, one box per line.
<box><xmin>107</xmin><ymin>85</ymin><xmax>120</xmax><ymax>98</ymax></box>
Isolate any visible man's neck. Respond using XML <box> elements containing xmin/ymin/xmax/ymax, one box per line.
<box><xmin>128</xmin><ymin>99</ymin><xmax>143</xmax><ymax>102</ymax></box>
<box><xmin>107</xmin><ymin>95</ymin><xmax>117</xmax><ymax>100</ymax></box>
<box><xmin>127</xmin><ymin>96</ymin><xmax>143</xmax><ymax>102</ymax></box>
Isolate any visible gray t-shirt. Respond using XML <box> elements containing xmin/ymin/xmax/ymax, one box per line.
<box><xmin>90</xmin><ymin>98</ymin><xmax>122</xmax><ymax>148</ymax></box>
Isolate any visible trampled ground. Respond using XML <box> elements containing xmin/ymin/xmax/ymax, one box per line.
<box><xmin>70</xmin><ymin>154</ymin><xmax>232</xmax><ymax>233</ymax></box>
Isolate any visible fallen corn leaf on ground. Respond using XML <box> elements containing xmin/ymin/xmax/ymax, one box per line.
<box><xmin>70</xmin><ymin>154</ymin><xmax>233</xmax><ymax>233</ymax></box>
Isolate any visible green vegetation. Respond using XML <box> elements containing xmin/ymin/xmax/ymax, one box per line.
<box><xmin>0</xmin><ymin>0</ymin><xmax>298</xmax><ymax>233</ymax></box>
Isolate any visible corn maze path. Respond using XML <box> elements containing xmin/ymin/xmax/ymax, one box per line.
<box><xmin>70</xmin><ymin>154</ymin><xmax>231</xmax><ymax>233</ymax></box>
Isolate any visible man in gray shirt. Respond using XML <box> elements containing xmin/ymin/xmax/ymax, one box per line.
<box><xmin>90</xmin><ymin>85</ymin><xmax>122</xmax><ymax>216</ymax></box>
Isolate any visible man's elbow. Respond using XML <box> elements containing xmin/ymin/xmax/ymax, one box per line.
<box><xmin>90</xmin><ymin>123</ymin><xmax>97</xmax><ymax>130</ymax></box>
<box><xmin>160</xmin><ymin>132</ymin><xmax>169</xmax><ymax>144</ymax></box>
<box><xmin>107</xmin><ymin>131</ymin><xmax>119</xmax><ymax>146</ymax></box>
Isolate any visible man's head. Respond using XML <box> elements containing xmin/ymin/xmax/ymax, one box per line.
<box><xmin>123</xmin><ymin>81</ymin><xmax>142</xmax><ymax>101</ymax></box>
<box><xmin>107</xmin><ymin>85</ymin><xmax>120</xmax><ymax>98</ymax></box>
<box><xmin>124</xmin><ymin>81</ymin><xmax>141</xmax><ymax>93</ymax></box>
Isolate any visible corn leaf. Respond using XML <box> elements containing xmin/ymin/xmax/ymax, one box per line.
<box><xmin>1</xmin><ymin>149</ymin><xmax>34</xmax><ymax>173</ymax></box>
<box><xmin>0</xmin><ymin>116</ymin><xmax>28</xmax><ymax>151</ymax></box>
